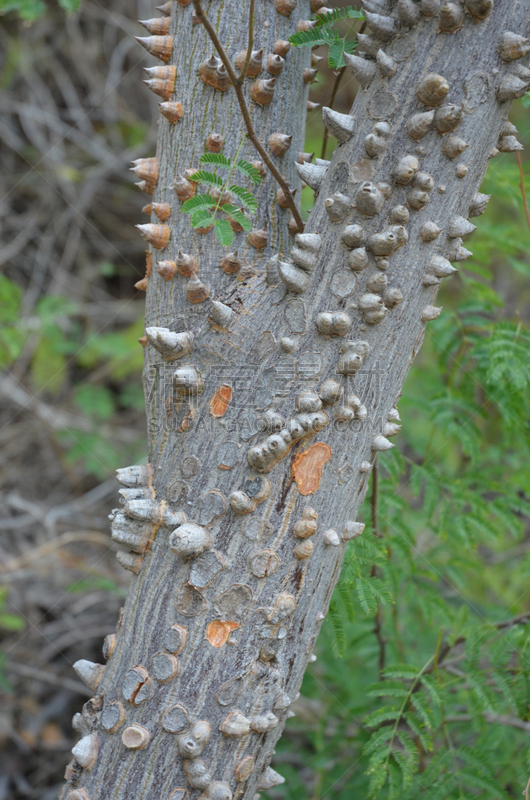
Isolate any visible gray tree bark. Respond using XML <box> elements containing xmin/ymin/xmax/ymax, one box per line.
<box><xmin>62</xmin><ymin>1</ymin><xmax>530</xmax><ymax>799</ymax></box>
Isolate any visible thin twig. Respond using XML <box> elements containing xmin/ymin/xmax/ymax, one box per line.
<box><xmin>192</xmin><ymin>0</ymin><xmax>304</xmax><ymax>231</ymax></box>
<box><xmin>6</xmin><ymin>659</ymin><xmax>92</xmax><ymax>697</ymax></box>
<box><xmin>238</xmin><ymin>0</ymin><xmax>255</xmax><ymax>84</ymax></box>
<box><xmin>446</xmin><ymin>712</ymin><xmax>530</xmax><ymax>733</ymax></box>
<box><xmin>424</xmin><ymin>610</ymin><xmax>530</xmax><ymax>674</ymax></box>
<box><xmin>371</xmin><ymin>460</ymin><xmax>379</xmax><ymax>538</ymax></box>
<box><xmin>523</xmin><ymin>774</ymin><xmax>530</xmax><ymax>800</ymax></box>
<box><xmin>370</xmin><ymin>462</ymin><xmax>386</xmax><ymax>676</ymax></box>
<box><xmin>517</xmin><ymin>151</ymin><xmax>530</xmax><ymax>234</ymax></box>
<box><xmin>320</xmin><ymin>67</ymin><xmax>345</xmax><ymax>160</ymax></box>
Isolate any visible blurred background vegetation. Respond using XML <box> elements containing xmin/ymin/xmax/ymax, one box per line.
<box><xmin>0</xmin><ymin>1</ymin><xmax>529</xmax><ymax>799</ymax></box>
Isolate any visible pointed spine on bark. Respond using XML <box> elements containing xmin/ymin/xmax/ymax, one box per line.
<box><xmin>376</xmin><ymin>48</ymin><xmax>397</xmax><ymax>77</ymax></box>
<box><xmin>433</xmin><ymin>103</ymin><xmax>463</xmax><ymax>133</ymax></box>
<box><xmin>438</xmin><ymin>1</ymin><xmax>464</xmax><ymax>31</ymax></box>
<box><xmin>295</xmin><ymin>162</ymin><xmax>327</xmax><ymax>192</ymax></box>
<box><xmin>442</xmin><ymin>134</ymin><xmax>469</xmax><ymax>158</ymax></box>
<box><xmin>236</xmin><ymin>48</ymin><xmax>263</xmax><ymax>76</ymax></box>
<box><xmin>277</xmin><ymin>260</ymin><xmax>309</xmax><ymax>293</ymax></box>
<box><xmin>406</xmin><ymin>110</ymin><xmax>434</xmax><ymax>139</ymax></box>
<box><xmin>276</xmin><ymin>0</ymin><xmax>297</xmax><ymax>15</ymax></box>
<box><xmin>421</xmin><ymin>305</ymin><xmax>442</xmax><ymax>321</ymax></box>
<box><xmin>364</xmin><ymin>121</ymin><xmax>392</xmax><ymax>157</ymax></box>
<box><xmin>269</xmin><ymin>133</ymin><xmax>293</xmax><ymax>155</ymax></box>
<box><xmin>130</xmin><ymin>157</ymin><xmax>158</xmax><ymax>184</ymax></box>
<box><xmin>343</xmin><ymin>52</ymin><xmax>377</xmax><ymax>87</ymax></box>
<box><xmin>373</xmin><ymin>434</ymin><xmax>394</xmax><ymax>451</ymax></box>
<box><xmin>266</xmin><ymin>53</ymin><xmax>285</xmax><ymax>75</ymax></box>
<box><xmin>398</xmin><ymin>0</ymin><xmax>421</xmax><ymax>26</ymax></box>
<box><xmin>321</xmin><ymin>107</ymin><xmax>356</xmax><ymax>143</ymax></box>
<box><xmin>138</xmin><ymin>17</ymin><xmax>170</xmax><ymax>35</ymax></box>
<box><xmin>275</xmin><ymin>39</ymin><xmax>291</xmax><ymax>56</ymax></box>
<box><xmin>249</xmin><ymin>229</ymin><xmax>268</xmax><ymax>249</ymax></box>
<box><xmin>150</xmin><ymin>202</ymin><xmax>171</xmax><ymax>221</ymax></box>
<box><xmin>416</xmin><ymin>73</ymin><xmax>450</xmax><ymax>106</ymax></box>
<box><xmin>135</xmin><ymin>35</ymin><xmax>173</xmax><ymax>62</ymax></box>
<box><xmin>364</xmin><ymin>10</ymin><xmax>397</xmax><ymax>40</ymax></box>
<box><xmin>357</xmin><ymin>32</ymin><xmax>379</xmax><ymax>57</ymax></box>
<box><xmin>421</xmin><ymin>0</ymin><xmax>441</xmax><ymax>15</ymax></box>
<box><xmin>206</xmin><ymin>132</ymin><xmax>224</xmax><ymax>152</ymax></box>
<box><xmin>174</xmin><ymin>172</ymin><xmax>196</xmax><ymax>200</ymax></box>
<box><xmin>497</xmin><ymin>74</ymin><xmax>530</xmax><ymax>101</ymax></box>
<box><xmin>73</xmin><ymin>660</ymin><xmax>105</xmax><ymax>692</ymax></box>
<box><xmin>145</xmin><ymin>328</ymin><xmax>193</xmax><ymax>360</ymax></box>
<box><xmin>447</xmin><ymin>216</ymin><xmax>476</xmax><ymax>237</ymax></box>
<box><xmin>363</xmin><ymin>0</ymin><xmax>392</xmax><ymax>14</ymax></box>
<box><xmin>209</xmin><ymin>301</ymin><xmax>234</xmax><ymax>329</ymax></box>
<box><xmin>159</xmin><ymin>101</ymin><xmax>183</xmax><ymax>123</ymax></box>
<box><xmin>469</xmin><ymin>192</ymin><xmax>491</xmax><ymax>217</ymax></box>
<box><xmin>464</xmin><ymin>0</ymin><xmax>493</xmax><ymax>20</ymax></box>
<box><xmin>498</xmin><ymin>32</ymin><xmax>530</xmax><ymax>62</ymax></box>
<box><xmin>325</xmin><ymin>193</ymin><xmax>352</xmax><ymax>222</ymax></box>
<box><xmin>428</xmin><ymin>255</ymin><xmax>457</xmax><ymax>278</ymax></box>
<box><xmin>186</xmin><ymin>274</ymin><xmax>209</xmax><ymax>303</ymax></box>
<box><xmin>295</xmin><ymin>232</ymin><xmax>322</xmax><ymax>252</ymax></box>
<box><xmin>250</xmin><ymin>78</ymin><xmax>275</xmax><ymax>105</ymax></box>
<box><xmin>71</xmin><ymin>734</ymin><xmax>98</xmax><ymax>770</ymax></box>
<box><xmin>135</xmin><ymin>224</ymin><xmax>170</xmax><ymax>249</ymax></box>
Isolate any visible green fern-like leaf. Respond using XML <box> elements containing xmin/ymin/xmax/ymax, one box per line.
<box><xmin>473</xmin><ymin>322</ymin><xmax>530</xmax><ymax>392</ymax></box>
<box><xmin>410</xmin><ymin>693</ymin><xmax>434</xmax><ymax>728</ymax></box>
<box><xmin>213</xmin><ymin>219</ymin><xmax>234</xmax><ymax>247</ymax></box>
<box><xmin>405</xmin><ymin>712</ymin><xmax>433</xmax><ymax>753</ymax></box>
<box><xmin>288</xmin><ymin>27</ymin><xmax>339</xmax><ymax>48</ymax></box>
<box><xmin>364</xmin><ymin>705</ymin><xmax>401</xmax><ymax>728</ymax></box>
<box><xmin>420</xmin><ymin>674</ymin><xmax>443</xmax><ymax>708</ymax></box>
<box><xmin>363</xmin><ymin>726</ymin><xmax>394</xmax><ymax>756</ymax></box>
<box><xmin>199</xmin><ymin>152</ymin><xmax>231</xmax><ymax>168</ymax></box>
<box><xmin>181</xmin><ymin>193</ymin><xmax>216</xmax><ymax>214</ymax></box>
<box><xmin>186</xmin><ymin>169</ymin><xmax>223</xmax><ymax>187</ymax></box>
<box><xmin>289</xmin><ymin>6</ymin><xmax>363</xmax><ymax>67</ymax></box>
<box><xmin>220</xmin><ymin>205</ymin><xmax>251</xmax><ymax>231</ymax></box>
<box><xmin>337</xmin><ymin>581</ymin><xmax>356</xmax><ymax>622</ymax></box>
<box><xmin>383</xmin><ymin>663</ymin><xmax>421</xmax><ymax>680</ymax></box>
<box><xmin>366</xmin><ymin>681</ymin><xmax>410</xmax><ymax>699</ymax></box>
<box><xmin>356</xmin><ymin>576</ymin><xmax>377</xmax><ymax>614</ymax></box>
<box><xmin>368</xmin><ymin>577</ymin><xmax>394</xmax><ymax>607</ymax></box>
<box><xmin>190</xmin><ymin>210</ymin><xmax>215</xmax><ymax>229</ymax></box>
<box><xmin>228</xmin><ymin>185</ymin><xmax>258</xmax><ymax>211</ymax></box>
<box><xmin>327</xmin><ymin>36</ymin><xmax>357</xmax><ymax>68</ymax></box>
<box><xmin>326</xmin><ymin>598</ymin><xmax>347</xmax><ymax>657</ymax></box>
<box><xmin>314</xmin><ymin>6</ymin><xmax>364</xmax><ymax>26</ymax></box>
<box><xmin>235</xmin><ymin>159</ymin><xmax>263</xmax><ymax>184</ymax></box>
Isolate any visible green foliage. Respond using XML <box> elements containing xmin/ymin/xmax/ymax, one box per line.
<box><xmin>0</xmin><ymin>0</ymin><xmax>80</xmax><ymax>18</ymax></box>
<box><xmin>184</xmin><ymin>152</ymin><xmax>262</xmax><ymax>246</ymax></box>
<box><xmin>66</xmin><ymin>576</ymin><xmax>123</xmax><ymax>595</ymax></box>
<box><xmin>0</xmin><ymin>274</ymin><xmax>25</xmax><ymax>368</ymax></box>
<box><xmin>277</xmin><ymin>104</ymin><xmax>530</xmax><ymax>800</ymax></box>
<box><xmin>288</xmin><ymin>6</ymin><xmax>364</xmax><ymax>68</ymax></box>
<box><xmin>0</xmin><ymin>588</ymin><xmax>25</xmax><ymax>632</ymax></box>
<box><xmin>0</xmin><ymin>278</ymin><xmax>145</xmax><ymax>480</ymax></box>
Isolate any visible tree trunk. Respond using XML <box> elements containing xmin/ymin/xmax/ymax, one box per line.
<box><xmin>62</xmin><ymin>1</ymin><xmax>529</xmax><ymax>799</ymax></box>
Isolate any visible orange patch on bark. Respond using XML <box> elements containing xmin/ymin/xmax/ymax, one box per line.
<box><xmin>206</xmin><ymin>620</ymin><xmax>240</xmax><ymax>648</ymax></box>
<box><xmin>209</xmin><ymin>385</ymin><xmax>232</xmax><ymax>417</ymax></box>
<box><xmin>292</xmin><ymin>442</ymin><xmax>332</xmax><ymax>496</ymax></box>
